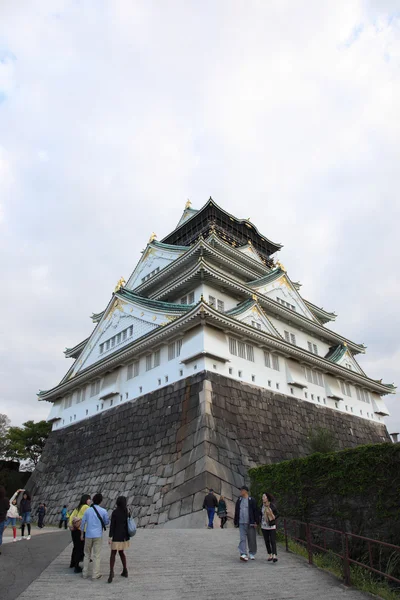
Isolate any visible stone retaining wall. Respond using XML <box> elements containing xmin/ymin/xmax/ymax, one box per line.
<box><xmin>27</xmin><ymin>371</ymin><xmax>390</xmax><ymax>527</ymax></box>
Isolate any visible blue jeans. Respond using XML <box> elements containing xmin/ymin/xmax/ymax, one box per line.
<box><xmin>0</xmin><ymin>520</ymin><xmax>5</xmax><ymax>546</ymax></box>
<box><xmin>206</xmin><ymin>507</ymin><xmax>215</xmax><ymax>528</ymax></box>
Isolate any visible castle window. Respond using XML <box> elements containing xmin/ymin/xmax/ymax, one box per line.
<box><xmin>284</xmin><ymin>330</ymin><xmax>296</xmax><ymax>345</ymax></box>
<box><xmin>238</xmin><ymin>341</ymin><xmax>246</xmax><ymax>359</ymax></box>
<box><xmin>303</xmin><ymin>367</ymin><xmax>324</xmax><ymax>387</ymax></box>
<box><xmin>128</xmin><ymin>326</ymin><xmax>133</xmax><ymax>336</ymax></box>
<box><xmin>304</xmin><ymin>392</ymin><xmax>308</xmax><ymax>398</ymax></box>
<box><xmin>165</xmin><ymin>376</ymin><xmax>168</xmax><ymax>383</ymax></box>
<box><xmin>64</xmin><ymin>395</ymin><xmax>72</xmax><ymax>409</ymax></box>
<box><xmin>276</xmin><ymin>383</ymin><xmax>280</xmax><ymax>390</ymax></box>
<box><xmin>111</xmin><ymin>337</ymin><xmax>115</xmax><ymax>347</ymax></box>
<box><xmin>268</xmin><ymin>380</ymin><xmax>272</xmax><ymax>387</ymax></box>
<box><xmin>229</xmin><ymin>338</ymin><xmax>237</xmax><ymax>355</ymax></box>
<box><xmin>154</xmin><ymin>350</ymin><xmax>161</xmax><ymax>367</ymax></box>
<box><xmin>76</xmin><ymin>388</ymin><xmax>86</xmax><ymax>404</ymax></box>
<box><xmin>122</xmin><ymin>330</ymin><xmax>127</xmax><ymax>341</ymax></box>
<box><xmin>139</xmin><ymin>386</ymin><xmax>142</xmax><ymax>393</ymax></box>
<box><xmin>86</xmin><ymin>409</ymin><xmax>88</xmax><ymax>415</ymax></box>
<box><xmin>307</xmin><ymin>341</ymin><xmax>319</xmax><ymax>355</ymax></box>
<box><xmin>158</xmin><ymin>379</ymin><xmax>161</xmax><ymax>385</ymax></box>
<box><xmin>116</xmin><ymin>333</ymin><xmax>121</xmax><ymax>344</ymax></box>
<box><xmin>356</xmin><ymin>387</ymin><xmax>370</xmax><ymax>403</ymax></box>
<box><xmin>146</xmin><ymin>355</ymin><xmax>152</xmax><ymax>371</ymax></box>
<box><xmin>252</xmin><ymin>321</ymin><xmax>262</xmax><ymax>330</ymax></box>
<box><xmin>179</xmin><ymin>369</ymin><xmax>183</xmax><ymax>377</ymax></box>
<box><xmin>105</xmin><ymin>340</ymin><xmax>110</xmax><ymax>351</ymax></box>
<box><xmin>246</xmin><ymin>344</ymin><xmax>254</xmax><ymax>362</ymax></box>
<box><xmin>217</xmin><ymin>299</ymin><xmax>225</xmax><ymax>312</ymax></box>
<box><xmin>99</xmin><ymin>343</ymin><xmax>104</xmax><ymax>354</ymax></box>
<box><xmin>188</xmin><ymin>291</ymin><xmax>195</xmax><ymax>304</ymax></box>
<box><xmin>229</xmin><ymin>368</ymin><xmax>233</xmax><ymax>374</ymax></box>
<box><xmin>238</xmin><ymin>370</ymin><xmax>242</xmax><ymax>377</ymax></box>
<box><xmin>209</xmin><ymin>295</ymin><xmax>216</xmax><ymax>307</ymax></box>
<box><xmin>168</xmin><ymin>339</ymin><xmax>182</xmax><ymax>361</ymax></box>
<box><xmin>127</xmin><ymin>361</ymin><xmax>139</xmax><ymax>380</ymax></box>
<box><xmin>339</xmin><ymin>380</ymin><xmax>352</xmax><ymax>397</ymax></box>
<box><xmin>181</xmin><ymin>295</ymin><xmax>187</xmax><ymax>304</ymax></box>
<box><xmin>252</xmin><ymin>375</ymin><xmax>255</xmax><ymax>382</ymax></box>
<box><xmin>265</xmin><ymin>351</ymin><xmax>279</xmax><ymax>371</ymax></box>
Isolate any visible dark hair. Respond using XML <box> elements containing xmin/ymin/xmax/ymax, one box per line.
<box><xmin>0</xmin><ymin>486</ymin><xmax>6</xmax><ymax>499</ymax></box>
<box><xmin>23</xmin><ymin>491</ymin><xmax>31</xmax><ymax>500</ymax></box>
<box><xmin>63</xmin><ymin>505</ymin><xmax>67</xmax><ymax>508</ymax></box>
<box><xmin>209</xmin><ymin>489</ymin><xmax>214</xmax><ymax>493</ymax></box>
<box><xmin>264</xmin><ymin>492</ymin><xmax>275</xmax><ymax>502</ymax></box>
<box><xmin>116</xmin><ymin>496</ymin><xmax>127</xmax><ymax>511</ymax></box>
<box><xmin>92</xmin><ymin>493</ymin><xmax>103</xmax><ymax>505</ymax></box>
<box><xmin>240</xmin><ymin>486</ymin><xmax>249</xmax><ymax>492</ymax></box>
<box><xmin>77</xmin><ymin>494</ymin><xmax>91</xmax><ymax>510</ymax></box>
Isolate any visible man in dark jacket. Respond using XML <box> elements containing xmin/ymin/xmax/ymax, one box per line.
<box><xmin>234</xmin><ymin>486</ymin><xmax>258</xmax><ymax>561</ymax></box>
<box><xmin>202</xmin><ymin>489</ymin><xmax>218</xmax><ymax>529</ymax></box>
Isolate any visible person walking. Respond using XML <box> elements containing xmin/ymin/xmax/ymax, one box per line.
<box><xmin>37</xmin><ymin>503</ymin><xmax>45</xmax><ymax>528</ymax></box>
<box><xmin>20</xmin><ymin>491</ymin><xmax>32</xmax><ymax>540</ymax></box>
<box><xmin>260</xmin><ymin>492</ymin><xmax>279</xmax><ymax>563</ymax></box>
<box><xmin>217</xmin><ymin>495</ymin><xmax>228</xmax><ymax>529</ymax></box>
<box><xmin>68</xmin><ymin>494</ymin><xmax>91</xmax><ymax>573</ymax></box>
<box><xmin>107</xmin><ymin>496</ymin><xmax>130</xmax><ymax>583</ymax></box>
<box><xmin>202</xmin><ymin>489</ymin><xmax>218</xmax><ymax>529</ymax></box>
<box><xmin>0</xmin><ymin>486</ymin><xmax>10</xmax><ymax>553</ymax></box>
<box><xmin>5</xmin><ymin>489</ymin><xmax>23</xmax><ymax>542</ymax></box>
<box><xmin>234</xmin><ymin>485</ymin><xmax>259</xmax><ymax>561</ymax></box>
<box><xmin>80</xmin><ymin>493</ymin><xmax>109</xmax><ymax>581</ymax></box>
<box><xmin>59</xmin><ymin>505</ymin><xmax>69</xmax><ymax>529</ymax></box>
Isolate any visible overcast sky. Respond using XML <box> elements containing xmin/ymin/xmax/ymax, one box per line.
<box><xmin>0</xmin><ymin>1</ymin><xmax>399</xmax><ymax>434</ymax></box>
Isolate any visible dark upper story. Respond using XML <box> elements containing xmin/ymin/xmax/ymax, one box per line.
<box><xmin>161</xmin><ymin>198</ymin><xmax>282</xmax><ymax>265</ymax></box>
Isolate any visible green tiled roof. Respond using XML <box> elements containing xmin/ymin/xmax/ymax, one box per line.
<box><xmin>118</xmin><ymin>288</ymin><xmax>193</xmax><ymax>312</ymax></box>
<box><xmin>225</xmin><ymin>299</ymin><xmax>254</xmax><ymax>316</ymax></box>
<box><xmin>248</xmin><ymin>267</ymin><xmax>283</xmax><ymax>287</ymax></box>
<box><xmin>152</xmin><ymin>240</ymin><xmax>189</xmax><ymax>251</ymax></box>
<box><xmin>325</xmin><ymin>344</ymin><xmax>347</xmax><ymax>363</ymax></box>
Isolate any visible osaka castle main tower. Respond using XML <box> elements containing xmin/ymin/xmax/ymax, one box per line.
<box><xmin>31</xmin><ymin>198</ymin><xmax>394</xmax><ymax>527</ymax></box>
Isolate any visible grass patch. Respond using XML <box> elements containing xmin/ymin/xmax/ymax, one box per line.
<box><xmin>275</xmin><ymin>532</ymin><xmax>400</xmax><ymax>600</ymax></box>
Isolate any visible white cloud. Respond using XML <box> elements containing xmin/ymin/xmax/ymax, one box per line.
<box><xmin>0</xmin><ymin>0</ymin><xmax>399</xmax><ymax>433</ymax></box>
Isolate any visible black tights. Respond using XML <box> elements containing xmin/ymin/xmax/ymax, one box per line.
<box><xmin>220</xmin><ymin>517</ymin><xmax>227</xmax><ymax>528</ymax></box>
<box><xmin>262</xmin><ymin>528</ymin><xmax>277</xmax><ymax>555</ymax></box>
<box><xmin>21</xmin><ymin>523</ymin><xmax>31</xmax><ymax>537</ymax></box>
<box><xmin>110</xmin><ymin>549</ymin><xmax>127</xmax><ymax>572</ymax></box>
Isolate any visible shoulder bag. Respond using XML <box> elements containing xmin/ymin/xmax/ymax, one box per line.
<box><xmin>92</xmin><ymin>505</ymin><xmax>107</xmax><ymax>531</ymax></box>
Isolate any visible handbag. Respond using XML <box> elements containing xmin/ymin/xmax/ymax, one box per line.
<box><xmin>127</xmin><ymin>513</ymin><xmax>137</xmax><ymax>538</ymax></box>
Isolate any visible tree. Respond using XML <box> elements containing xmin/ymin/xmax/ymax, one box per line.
<box><xmin>0</xmin><ymin>414</ymin><xmax>11</xmax><ymax>458</ymax></box>
<box><xmin>6</xmin><ymin>420</ymin><xmax>52</xmax><ymax>468</ymax></box>
<box><xmin>307</xmin><ymin>426</ymin><xmax>337</xmax><ymax>454</ymax></box>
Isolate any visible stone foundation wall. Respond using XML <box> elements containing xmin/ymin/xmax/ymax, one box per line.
<box><xmin>28</xmin><ymin>372</ymin><xmax>390</xmax><ymax>527</ymax></box>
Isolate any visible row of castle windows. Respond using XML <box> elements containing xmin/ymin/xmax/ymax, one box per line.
<box><xmin>277</xmin><ymin>297</ymin><xmax>296</xmax><ymax>311</ymax></box>
<box><xmin>141</xmin><ymin>267</ymin><xmax>160</xmax><ymax>283</ymax></box>
<box><xmin>180</xmin><ymin>292</ymin><xmax>195</xmax><ymax>305</ymax></box>
<box><xmin>99</xmin><ymin>325</ymin><xmax>134</xmax><ymax>355</ymax></box>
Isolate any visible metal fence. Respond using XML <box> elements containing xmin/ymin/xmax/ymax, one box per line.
<box><xmin>282</xmin><ymin>518</ymin><xmax>400</xmax><ymax>587</ymax></box>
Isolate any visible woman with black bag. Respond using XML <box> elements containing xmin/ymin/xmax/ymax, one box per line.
<box><xmin>68</xmin><ymin>494</ymin><xmax>91</xmax><ymax>573</ymax></box>
<box><xmin>108</xmin><ymin>496</ymin><xmax>130</xmax><ymax>583</ymax></box>
<box><xmin>260</xmin><ymin>492</ymin><xmax>279</xmax><ymax>562</ymax></box>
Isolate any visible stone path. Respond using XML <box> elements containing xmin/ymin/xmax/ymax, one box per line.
<box><xmin>12</xmin><ymin>529</ymin><xmax>370</xmax><ymax>600</ymax></box>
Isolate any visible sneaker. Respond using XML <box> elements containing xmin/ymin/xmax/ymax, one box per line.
<box><xmin>13</xmin><ymin>538</ymin><xmax>17</xmax><ymax>542</ymax></box>
<box><xmin>240</xmin><ymin>554</ymin><xmax>249</xmax><ymax>562</ymax></box>
<box><xmin>92</xmin><ymin>574</ymin><xmax>102</xmax><ymax>580</ymax></box>
<box><xmin>27</xmin><ymin>535</ymin><xmax>31</xmax><ymax>540</ymax></box>
<box><xmin>19</xmin><ymin>537</ymin><xmax>24</xmax><ymax>541</ymax></box>
<box><xmin>249</xmin><ymin>554</ymin><xmax>256</xmax><ymax>560</ymax></box>
<box><xmin>273</xmin><ymin>556</ymin><xmax>278</xmax><ymax>563</ymax></box>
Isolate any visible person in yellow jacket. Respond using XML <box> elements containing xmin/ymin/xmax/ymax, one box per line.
<box><xmin>68</xmin><ymin>494</ymin><xmax>91</xmax><ymax>573</ymax></box>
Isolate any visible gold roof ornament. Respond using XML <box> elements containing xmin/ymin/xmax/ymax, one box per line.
<box><xmin>185</xmin><ymin>199</ymin><xmax>192</xmax><ymax>209</ymax></box>
<box><xmin>148</xmin><ymin>232</ymin><xmax>157</xmax><ymax>243</ymax></box>
<box><xmin>252</xmin><ymin>294</ymin><xmax>258</xmax><ymax>301</ymax></box>
<box><xmin>114</xmin><ymin>277</ymin><xmax>126</xmax><ymax>292</ymax></box>
<box><xmin>276</xmin><ymin>260</ymin><xmax>286</xmax><ymax>272</ymax></box>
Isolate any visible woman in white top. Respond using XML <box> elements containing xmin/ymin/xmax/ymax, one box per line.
<box><xmin>5</xmin><ymin>489</ymin><xmax>23</xmax><ymax>542</ymax></box>
<box><xmin>260</xmin><ymin>492</ymin><xmax>279</xmax><ymax>562</ymax></box>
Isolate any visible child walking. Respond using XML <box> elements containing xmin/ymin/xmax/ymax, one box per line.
<box><xmin>37</xmin><ymin>503</ymin><xmax>46</xmax><ymax>528</ymax></box>
<box><xmin>108</xmin><ymin>496</ymin><xmax>130</xmax><ymax>583</ymax></box>
<box><xmin>59</xmin><ymin>505</ymin><xmax>69</xmax><ymax>529</ymax></box>
<box><xmin>217</xmin><ymin>495</ymin><xmax>228</xmax><ymax>529</ymax></box>
<box><xmin>5</xmin><ymin>489</ymin><xmax>23</xmax><ymax>541</ymax></box>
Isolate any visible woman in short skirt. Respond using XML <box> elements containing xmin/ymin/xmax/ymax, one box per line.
<box><xmin>108</xmin><ymin>496</ymin><xmax>130</xmax><ymax>583</ymax></box>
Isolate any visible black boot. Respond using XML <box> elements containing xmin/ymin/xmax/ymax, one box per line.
<box><xmin>108</xmin><ymin>571</ymin><xmax>114</xmax><ymax>583</ymax></box>
<box><xmin>121</xmin><ymin>568</ymin><xmax>128</xmax><ymax>577</ymax></box>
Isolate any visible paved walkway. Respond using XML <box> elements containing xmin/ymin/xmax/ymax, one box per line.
<box><xmin>9</xmin><ymin>529</ymin><xmax>370</xmax><ymax>600</ymax></box>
